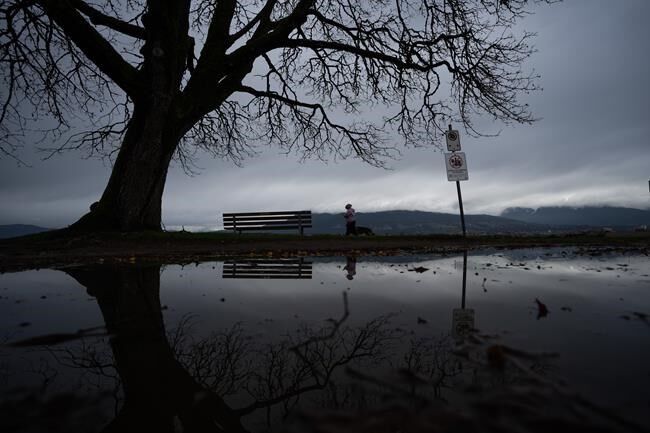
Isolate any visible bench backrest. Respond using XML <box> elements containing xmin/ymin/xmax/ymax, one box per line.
<box><xmin>222</xmin><ymin>258</ymin><xmax>312</xmax><ymax>279</ymax></box>
<box><xmin>223</xmin><ymin>210</ymin><xmax>312</xmax><ymax>234</ymax></box>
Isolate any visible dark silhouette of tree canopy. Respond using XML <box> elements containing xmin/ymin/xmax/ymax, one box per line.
<box><xmin>1</xmin><ymin>0</ymin><xmax>552</xmax><ymax>231</ymax></box>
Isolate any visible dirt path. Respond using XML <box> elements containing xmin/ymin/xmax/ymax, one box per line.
<box><xmin>1</xmin><ymin>231</ymin><xmax>648</xmax><ymax>272</ymax></box>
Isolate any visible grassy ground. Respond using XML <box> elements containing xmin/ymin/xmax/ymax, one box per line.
<box><xmin>1</xmin><ymin>229</ymin><xmax>648</xmax><ymax>272</ymax></box>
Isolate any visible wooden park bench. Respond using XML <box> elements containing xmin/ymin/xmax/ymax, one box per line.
<box><xmin>222</xmin><ymin>258</ymin><xmax>313</xmax><ymax>279</ymax></box>
<box><xmin>222</xmin><ymin>210</ymin><xmax>312</xmax><ymax>235</ymax></box>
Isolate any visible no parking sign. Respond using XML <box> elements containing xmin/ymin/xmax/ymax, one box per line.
<box><xmin>444</xmin><ymin>152</ymin><xmax>468</xmax><ymax>181</ymax></box>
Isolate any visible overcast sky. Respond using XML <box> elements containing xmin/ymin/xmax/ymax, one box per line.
<box><xmin>1</xmin><ymin>0</ymin><xmax>649</xmax><ymax>230</ymax></box>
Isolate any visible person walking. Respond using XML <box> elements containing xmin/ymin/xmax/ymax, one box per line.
<box><xmin>344</xmin><ymin>203</ymin><xmax>356</xmax><ymax>235</ymax></box>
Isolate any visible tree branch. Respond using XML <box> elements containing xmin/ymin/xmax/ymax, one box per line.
<box><xmin>184</xmin><ymin>0</ymin><xmax>314</xmax><ymax>120</ymax></box>
<box><xmin>37</xmin><ymin>0</ymin><xmax>140</xmax><ymax>97</ymax></box>
<box><xmin>230</xmin><ymin>0</ymin><xmax>278</xmax><ymax>42</ymax></box>
<box><xmin>70</xmin><ymin>0</ymin><xmax>146</xmax><ymax>39</ymax></box>
<box><xmin>237</xmin><ymin>84</ymin><xmax>392</xmax><ymax>166</ymax></box>
<box><xmin>281</xmin><ymin>38</ymin><xmax>454</xmax><ymax>73</ymax></box>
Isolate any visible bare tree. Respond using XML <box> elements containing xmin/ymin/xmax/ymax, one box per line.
<box><xmin>1</xmin><ymin>0</ymin><xmax>552</xmax><ymax>231</ymax></box>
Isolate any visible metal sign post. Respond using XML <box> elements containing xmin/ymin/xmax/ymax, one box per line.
<box><xmin>456</xmin><ymin>180</ymin><xmax>467</xmax><ymax>237</ymax></box>
<box><xmin>445</xmin><ymin>125</ymin><xmax>468</xmax><ymax>237</ymax></box>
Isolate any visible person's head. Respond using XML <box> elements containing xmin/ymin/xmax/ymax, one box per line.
<box><xmin>345</xmin><ymin>203</ymin><xmax>352</xmax><ymax>209</ymax></box>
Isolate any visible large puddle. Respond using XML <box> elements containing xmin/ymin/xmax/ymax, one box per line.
<box><xmin>1</xmin><ymin>248</ymin><xmax>649</xmax><ymax>432</ymax></box>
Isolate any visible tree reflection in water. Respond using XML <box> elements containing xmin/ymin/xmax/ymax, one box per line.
<box><xmin>49</xmin><ymin>265</ymin><xmax>399</xmax><ymax>432</ymax></box>
<box><xmin>2</xmin><ymin>264</ymin><xmax>644</xmax><ymax>433</ymax></box>
<box><xmin>66</xmin><ymin>265</ymin><xmax>249</xmax><ymax>432</ymax></box>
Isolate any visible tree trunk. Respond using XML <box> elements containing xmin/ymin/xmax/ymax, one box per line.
<box><xmin>70</xmin><ymin>0</ymin><xmax>192</xmax><ymax>232</ymax></box>
<box><xmin>70</xmin><ymin>103</ymin><xmax>181</xmax><ymax>232</ymax></box>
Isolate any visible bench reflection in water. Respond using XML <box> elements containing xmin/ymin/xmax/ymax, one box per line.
<box><xmin>222</xmin><ymin>258</ymin><xmax>313</xmax><ymax>279</ymax></box>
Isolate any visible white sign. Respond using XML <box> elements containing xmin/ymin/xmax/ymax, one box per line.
<box><xmin>446</xmin><ymin>130</ymin><xmax>461</xmax><ymax>151</ymax></box>
<box><xmin>452</xmin><ymin>308</ymin><xmax>475</xmax><ymax>340</ymax></box>
<box><xmin>445</xmin><ymin>152</ymin><xmax>468</xmax><ymax>181</ymax></box>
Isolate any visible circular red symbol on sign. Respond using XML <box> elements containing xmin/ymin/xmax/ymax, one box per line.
<box><xmin>447</xmin><ymin>131</ymin><xmax>458</xmax><ymax>141</ymax></box>
<box><xmin>449</xmin><ymin>154</ymin><xmax>464</xmax><ymax>169</ymax></box>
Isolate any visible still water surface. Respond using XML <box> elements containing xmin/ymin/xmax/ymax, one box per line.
<box><xmin>1</xmin><ymin>248</ymin><xmax>649</xmax><ymax>432</ymax></box>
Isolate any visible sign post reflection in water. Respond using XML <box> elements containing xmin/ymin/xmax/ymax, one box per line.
<box><xmin>452</xmin><ymin>250</ymin><xmax>475</xmax><ymax>340</ymax></box>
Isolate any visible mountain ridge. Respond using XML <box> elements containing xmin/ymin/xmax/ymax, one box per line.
<box><xmin>312</xmin><ymin>210</ymin><xmax>552</xmax><ymax>234</ymax></box>
<box><xmin>0</xmin><ymin>224</ymin><xmax>52</xmax><ymax>239</ymax></box>
<box><xmin>501</xmin><ymin>206</ymin><xmax>649</xmax><ymax>228</ymax></box>
<box><xmin>3</xmin><ymin>206</ymin><xmax>647</xmax><ymax>238</ymax></box>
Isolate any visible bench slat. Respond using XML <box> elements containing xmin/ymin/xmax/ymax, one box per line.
<box><xmin>223</xmin><ymin>269</ymin><xmax>312</xmax><ymax>276</ymax></box>
<box><xmin>223</xmin><ymin>275</ymin><xmax>312</xmax><ymax>279</ymax></box>
<box><xmin>224</xmin><ymin>220</ymin><xmax>312</xmax><ymax>227</ymax></box>
<box><xmin>224</xmin><ymin>259</ymin><xmax>311</xmax><ymax>264</ymax></box>
<box><xmin>223</xmin><ymin>216</ymin><xmax>311</xmax><ymax>224</ymax></box>
<box><xmin>223</xmin><ymin>210</ymin><xmax>310</xmax><ymax>217</ymax></box>
<box><xmin>223</xmin><ymin>271</ymin><xmax>313</xmax><ymax>276</ymax></box>
<box><xmin>223</xmin><ymin>264</ymin><xmax>313</xmax><ymax>270</ymax></box>
<box><xmin>223</xmin><ymin>225</ymin><xmax>312</xmax><ymax>231</ymax></box>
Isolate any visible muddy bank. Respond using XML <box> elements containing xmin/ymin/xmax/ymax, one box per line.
<box><xmin>0</xmin><ymin>230</ymin><xmax>648</xmax><ymax>272</ymax></box>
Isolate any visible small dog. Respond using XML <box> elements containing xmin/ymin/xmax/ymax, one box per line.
<box><xmin>356</xmin><ymin>226</ymin><xmax>375</xmax><ymax>236</ymax></box>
